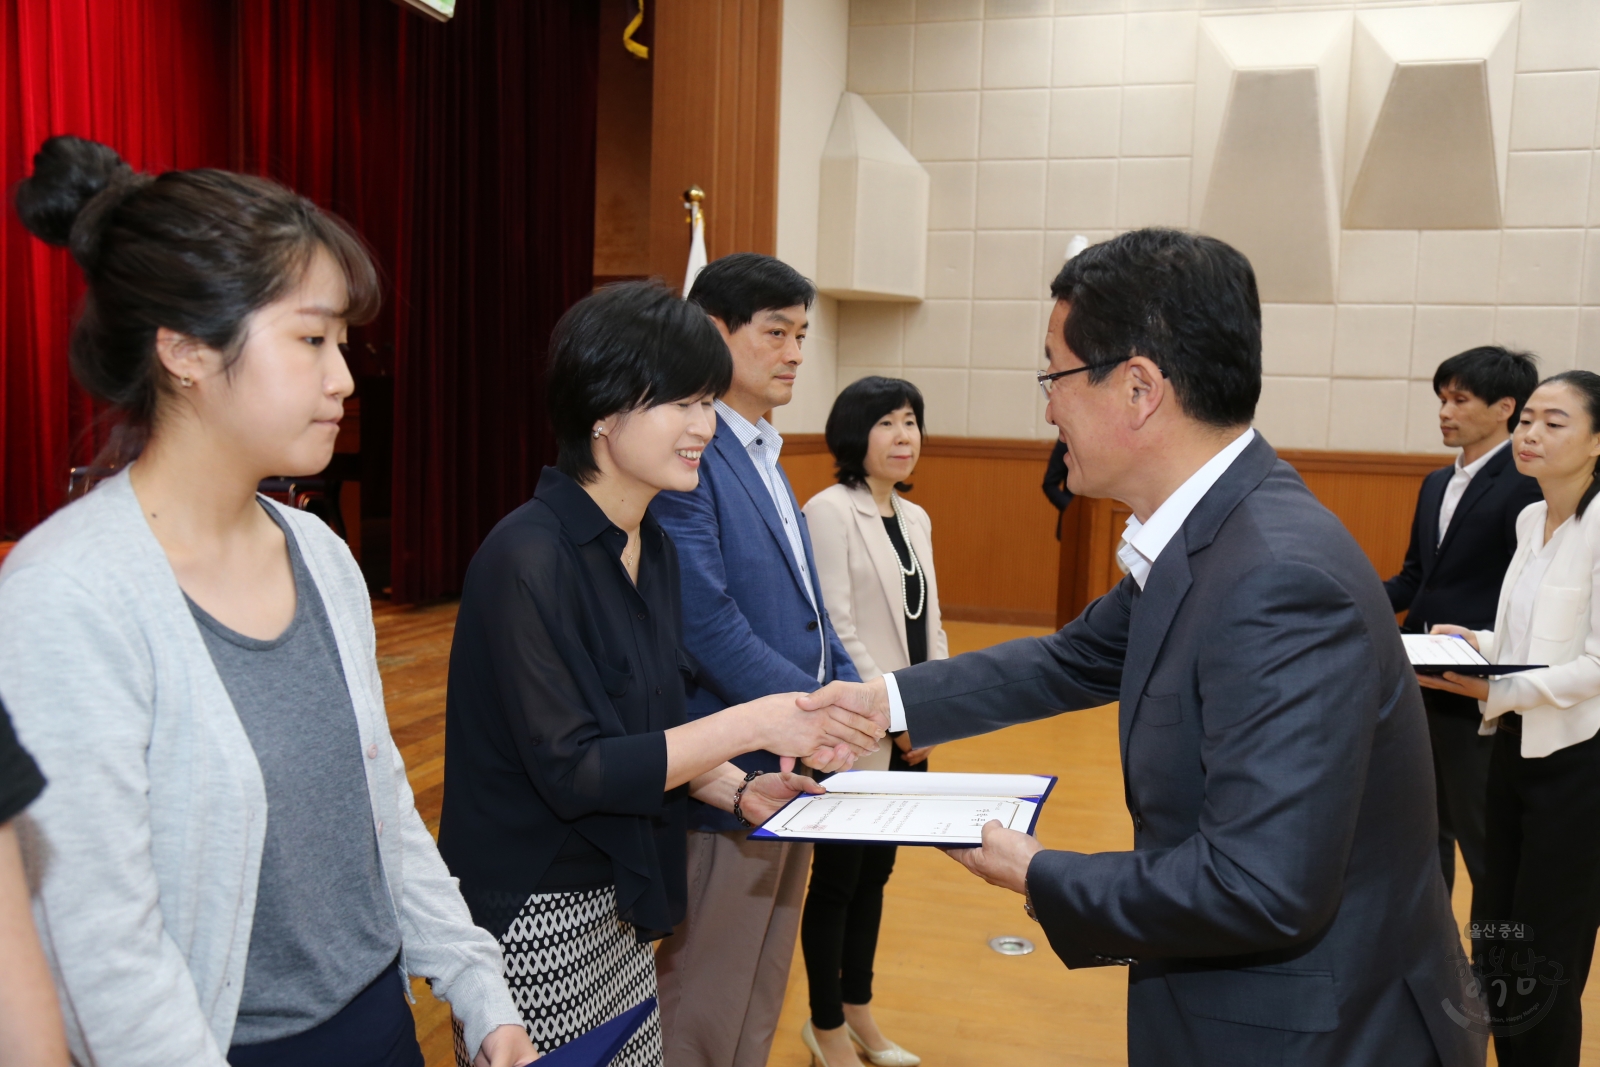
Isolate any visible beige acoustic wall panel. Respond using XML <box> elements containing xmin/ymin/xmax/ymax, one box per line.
<box><xmin>817</xmin><ymin>92</ymin><xmax>930</xmax><ymax>301</ymax></box>
<box><xmin>1344</xmin><ymin>4</ymin><xmax>1519</xmax><ymax>230</ymax></box>
<box><xmin>1193</xmin><ymin>12</ymin><xmax>1352</xmax><ymax>304</ymax></box>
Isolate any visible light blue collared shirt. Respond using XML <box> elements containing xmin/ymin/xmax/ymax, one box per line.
<box><xmin>714</xmin><ymin>400</ymin><xmax>825</xmax><ymax>682</ymax></box>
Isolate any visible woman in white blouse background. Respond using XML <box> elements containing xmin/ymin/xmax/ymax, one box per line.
<box><xmin>797</xmin><ymin>377</ymin><xmax>948</xmax><ymax>1067</ymax></box>
<box><xmin>1421</xmin><ymin>369</ymin><xmax>1600</xmax><ymax>1067</ymax></box>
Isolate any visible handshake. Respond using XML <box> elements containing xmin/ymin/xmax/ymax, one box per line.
<box><xmin>745</xmin><ymin>676</ymin><xmax>893</xmax><ymax>774</ymax></box>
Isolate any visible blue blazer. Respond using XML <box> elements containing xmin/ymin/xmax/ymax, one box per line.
<box><xmin>650</xmin><ymin>419</ymin><xmax>860</xmax><ymax>832</ymax></box>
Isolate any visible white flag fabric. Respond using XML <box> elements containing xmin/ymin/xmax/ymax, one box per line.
<box><xmin>682</xmin><ymin>204</ymin><xmax>707</xmax><ymax>298</ymax></box>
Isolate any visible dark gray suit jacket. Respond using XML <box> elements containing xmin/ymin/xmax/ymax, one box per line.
<box><xmin>896</xmin><ymin>435</ymin><xmax>1480</xmax><ymax>1067</ymax></box>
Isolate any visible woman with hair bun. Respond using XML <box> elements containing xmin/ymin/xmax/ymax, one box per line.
<box><xmin>0</xmin><ymin>137</ymin><xmax>536</xmax><ymax>1067</ymax></box>
<box><xmin>1422</xmin><ymin>369</ymin><xmax>1600</xmax><ymax>1066</ymax></box>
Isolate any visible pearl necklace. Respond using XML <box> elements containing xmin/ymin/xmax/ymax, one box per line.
<box><xmin>889</xmin><ymin>494</ymin><xmax>926</xmax><ymax>621</ymax></box>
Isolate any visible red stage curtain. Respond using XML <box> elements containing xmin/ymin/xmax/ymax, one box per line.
<box><xmin>2</xmin><ymin>0</ymin><xmax>600</xmax><ymax>605</ymax></box>
<box><xmin>0</xmin><ymin>0</ymin><xmax>230</xmax><ymax>538</ymax></box>
<box><xmin>393</xmin><ymin>1</ymin><xmax>600</xmax><ymax>601</ymax></box>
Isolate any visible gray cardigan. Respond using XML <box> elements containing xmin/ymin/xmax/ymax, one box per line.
<box><xmin>0</xmin><ymin>471</ymin><xmax>520</xmax><ymax>1065</ymax></box>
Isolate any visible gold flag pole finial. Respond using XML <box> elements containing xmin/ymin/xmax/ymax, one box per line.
<box><xmin>684</xmin><ymin>185</ymin><xmax>705</xmax><ymax>224</ymax></box>
<box><xmin>624</xmin><ymin>0</ymin><xmax>649</xmax><ymax>59</ymax></box>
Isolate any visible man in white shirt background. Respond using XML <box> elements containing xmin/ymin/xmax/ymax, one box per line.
<box><xmin>804</xmin><ymin>228</ymin><xmax>1479</xmax><ymax>1067</ymax></box>
<box><xmin>649</xmin><ymin>253</ymin><xmax>862</xmax><ymax>1067</ymax></box>
<box><xmin>1384</xmin><ymin>348</ymin><xmax>1541</xmax><ymax>899</ymax></box>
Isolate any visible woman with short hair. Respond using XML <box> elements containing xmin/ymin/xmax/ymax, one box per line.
<box><xmin>437</xmin><ymin>281</ymin><xmax>882</xmax><ymax>1067</ymax></box>
<box><xmin>797</xmin><ymin>376</ymin><xmax>949</xmax><ymax>1067</ymax></box>
<box><xmin>0</xmin><ymin>136</ymin><xmax>536</xmax><ymax>1067</ymax></box>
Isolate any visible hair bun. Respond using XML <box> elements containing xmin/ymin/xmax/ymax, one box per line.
<box><xmin>15</xmin><ymin>135</ymin><xmax>138</xmax><ymax>263</ymax></box>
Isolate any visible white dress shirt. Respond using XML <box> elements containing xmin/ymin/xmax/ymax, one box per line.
<box><xmin>714</xmin><ymin>400</ymin><xmax>825</xmax><ymax>682</ymax></box>
<box><xmin>884</xmin><ymin>429</ymin><xmax>1257</xmax><ymax>730</ymax></box>
<box><xmin>1503</xmin><ymin>517</ymin><xmax>1572</xmax><ymax>666</ymax></box>
<box><xmin>1437</xmin><ymin>438</ymin><xmax>1509</xmax><ymax>546</ymax></box>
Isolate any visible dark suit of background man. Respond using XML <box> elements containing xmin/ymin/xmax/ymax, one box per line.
<box><xmin>804</xmin><ymin>229</ymin><xmax>1480</xmax><ymax>1067</ymax></box>
<box><xmin>1043</xmin><ymin>439</ymin><xmax>1073</xmax><ymax>538</ymax></box>
<box><xmin>1384</xmin><ymin>348</ymin><xmax>1541</xmax><ymax>899</ymax></box>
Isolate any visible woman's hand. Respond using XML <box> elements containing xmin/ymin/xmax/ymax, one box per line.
<box><xmin>1416</xmin><ymin>670</ymin><xmax>1490</xmax><ymax>701</ymax></box>
<box><xmin>742</xmin><ymin>692</ymin><xmax>884</xmax><ymax>761</ymax></box>
<box><xmin>474</xmin><ymin>1023</ymin><xmax>538</xmax><ymax>1066</ymax></box>
<box><xmin>737</xmin><ymin>770</ymin><xmax>825</xmax><ymax>825</ymax></box>
<box><xmin>1428</xmin><ymin>624</ymin><xmax>1480</xmax><ymax>652</ymax></box>
<box><xmin>893</xmin><ymin>731</ymin><xmax>935</xmax><ymax>766</ymax></box>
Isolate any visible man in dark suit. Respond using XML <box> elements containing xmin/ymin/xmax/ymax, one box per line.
<box><xmin>650</xmin><ymin>254</ymin><xmax>862</xmax><ymax>1067</ymax></box>
<box><xmin>1384</xmin><ymin>347</ymin><xmax>1540</xmax><ymax>899</ymax></box>
<box><xmin>805</xmin><ymin>229</ymin><xmax>1480</xmax><ymax>1066</ymax></box>
<box><xmin>1042</xmin><ymin>439</ymin><xmax>1072</xmax><ymax>538</ymax></box>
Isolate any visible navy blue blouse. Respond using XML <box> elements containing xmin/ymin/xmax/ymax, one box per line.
<box><xmin>438</xmin><ymin>467</ymin><xmax>691</xmax><ymax>942</ymax></box>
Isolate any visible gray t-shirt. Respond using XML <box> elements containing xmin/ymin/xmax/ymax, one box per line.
<box><xmin>187</xmin><ymin>506</ymin><xmax>401</xmax><ymax>1045</ymax></box>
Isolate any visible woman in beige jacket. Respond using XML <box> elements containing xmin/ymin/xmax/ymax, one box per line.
<box><xmin>797</xmin><ymin>377</ymin><xmax>949</xmax><ymax>1067</ymax></box>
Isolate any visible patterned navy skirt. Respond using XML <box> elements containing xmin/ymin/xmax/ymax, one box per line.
<box><xmin>454</xmin><ymin>886</ymin><xmax>660</xmax><ymax>1067</ymax></box>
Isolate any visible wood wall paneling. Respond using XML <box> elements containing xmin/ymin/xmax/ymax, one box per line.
<box><xmin>648</xmin><ymin>0</ymin><xmax>782</xmax><ymax>291</ymax></box>
<box><xmin>785</xmin><ymin>435</ymin><xmax>1062</xmax><ymax>626</ymax></box>
<box><xmin>593</xmin><ymin>0</ymin><xmax>655</xmax><ymax>281</ymax></box>
<box><xmin>1055</xmin><ymin>449</ymin><xmax>1448</xmax><ymax>627</ymax></box>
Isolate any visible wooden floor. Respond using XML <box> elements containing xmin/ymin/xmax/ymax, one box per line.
<box><xmin>375</xmin><ymin>604</ymin><xmax>1598</xmax><ymax>1066</ymax></box>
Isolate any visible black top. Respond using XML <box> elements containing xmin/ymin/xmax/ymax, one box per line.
<box><xmin>882</xmin><ymin>517</ymin><xmax>927</xmax><ymax>668</ymax></box>
<box><xmin>438</xmin><ymin>467</ymin><xmax>689</xmax><ymax>942</ymax></box>
<box><xmin>0</xmin><ymin>699</ymin><xmax>44</xmax><ymax>824</ymax></box>
<box><xmin>1383</xmin><ymin>444</ymin><xmax>1543</xmax><ymax>635</ymax></box>
<box><xmin>882</xmin><ymin>517</ymin><xmax>930</xmax><ymax>774</ymax></box>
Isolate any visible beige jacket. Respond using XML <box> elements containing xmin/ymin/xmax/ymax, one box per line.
<box><xmin>804</xmin><ymin>483</ymin><xmax>949</xmax><ymax>769</ymax></box>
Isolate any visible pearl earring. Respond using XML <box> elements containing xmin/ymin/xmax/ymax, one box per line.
<box><xmin>593</xmin><ymin>425</ymin><xmax>605</xmax><ymax>439</ymax></box>
<box><xmin>180</xmin><ymin>376</ymin><xmax>193</xmax><ymax>388</ymax></box>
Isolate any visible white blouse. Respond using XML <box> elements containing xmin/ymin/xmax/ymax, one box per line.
<box><xmin>1503</xmin><ymin>517</ymin><xmax>1572</xmax><ymax>665</ymax></box>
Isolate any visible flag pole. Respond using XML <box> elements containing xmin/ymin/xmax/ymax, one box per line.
<box><xmin>682</xmin><ymin>186</ymin><xmax>707</xmax><ymax>297</ymax></box>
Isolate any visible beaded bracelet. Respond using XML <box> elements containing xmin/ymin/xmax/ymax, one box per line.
<box><xmin>732</xmin><ymin>770</ymin><xmax>764</xmax><ymax>827</ymax></box>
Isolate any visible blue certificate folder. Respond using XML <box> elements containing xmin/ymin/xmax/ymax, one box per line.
<box><xmin>535</xmin><ymin>997</ymin><xmax>656</xmax><ymax>1067</ymax></box>
<box><xmin>748</xmin><ymin>771</ymin><xmax>1058</xmax><ymax>849</ymax></box>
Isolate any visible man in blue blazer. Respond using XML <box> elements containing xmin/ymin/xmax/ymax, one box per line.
<box><xmin>1384</xmin><ymin>347</ymin><xmax>1541</xmax><ymax>899</ymax></box>
<box><xmin>806</xmin><ymin>230</ymin><xmax>1482</xmax><ymax>1067</ymax></box>
<box><xmin>650</xmin><ymin>254</ymin><xmax>861</xmax><ymax>1067</ymax></box>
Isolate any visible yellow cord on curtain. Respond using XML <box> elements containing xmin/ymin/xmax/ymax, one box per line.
<box><xmin>623</xmin><ymin>0</ymin><xmax>649</xmax><ymax>59</ymax></box>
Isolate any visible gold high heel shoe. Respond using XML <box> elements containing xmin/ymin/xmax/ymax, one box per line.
<box><xmin>801</xmin><ymin>1020</ymin><xmax>861</xmax><ymax>1067</ymax></box>
<box><xmin>847</xmin><ymin>1022</ymin><xmax>921</xmax><ymax>1066</ymax></box>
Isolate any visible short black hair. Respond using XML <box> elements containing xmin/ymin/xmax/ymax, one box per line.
<box><xmin>1433</xmin><ymin>346</ymin><xmax>1539</xmax><ymax>433</ymax></box>
<box><xmin>547</xmin><ymin>281</ymin><xmax>732</xmax><ymax>484</ymax></box>
<box><xmin>825</xmin><ymin>376</ymin><xmax>926</xmax><ymax>491</ymax></box>
<box><xmin>686</xmin><ymin>252</ymin><xmax>815</xmax><ymax>332</ymax></box>
<box><xmin>1049</xmin><ymin>228</ymin><xmax>1261</xmax><ymax>428</ymax></box>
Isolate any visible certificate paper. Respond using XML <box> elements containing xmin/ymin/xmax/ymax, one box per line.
<box><xmin>749</xmin><ymin>771</ymin><xmax>1056</xmax><ymax>847</ymax></box>
<box><xmin>1402</xmin><ymin>633</ymin><xmax>1544</xmax><ymax>676</ymax></box>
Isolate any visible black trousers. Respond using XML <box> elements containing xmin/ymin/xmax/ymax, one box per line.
<box><xmin>1472</xmin><ymin>725</ymin><xmax>1600</xmax><ymax>1066</ymax></box>
<box><xmin>801</xmin><ymin>842</ymin><xmax>898</xmax><ymax>1030</ymax></box>
<box><xmin>228</xmin><ymin>959</ymin><xmax>423</xmax><ymax>1067</ymax></box>
<box><xmin>1424</xmin><ymin>689</ymin><xmax>1495</xmax><ymax>896</ymax></box>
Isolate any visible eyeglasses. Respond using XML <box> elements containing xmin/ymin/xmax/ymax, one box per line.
<box><xmin>1037</xmin><ymin>356</ymin><xmax>1130</xmax><ymax>399</ymax></box>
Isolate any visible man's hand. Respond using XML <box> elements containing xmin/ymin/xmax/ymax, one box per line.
<box><xmin>942</xmin><ymin>820</ymin><xmax>1043</xmax><ymax>895</ymax></box>
<box><xmin>738</xmin><ymin>769</ymin><xmax>827</xmax><ymax>824</ymax></box>
<box><xmin>474</xmin><ymin>1023</ymin><xmax>538</xmax><ymax>1066</ymax></box>
<box><xmin>798</xmin><ymin>677</ymin><xmax>891</xmax><ymax>736</ymax></box>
